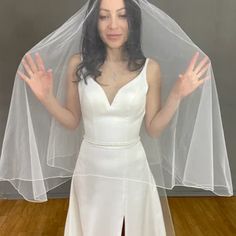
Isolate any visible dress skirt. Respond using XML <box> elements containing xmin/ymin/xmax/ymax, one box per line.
<box><xmin>64</xmin><ymin>138</ymin><xmax>167</xmax><ymax>236</ymax></box>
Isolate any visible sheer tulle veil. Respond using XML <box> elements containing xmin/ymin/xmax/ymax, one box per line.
<box><xmin>0</xmin><ymin>0</ymin><xmax>233</xmax><ymax>235</ymax></box>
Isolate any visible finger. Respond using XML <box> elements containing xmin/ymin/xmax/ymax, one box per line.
<box><xmin>35</xmin><ymin>52</ymin><xmax>46</xmax><ymax>71</ymax></box>
<box><xmin>194</xmin><ymin>55</ymin><xmax>209</xmax><ymax>74</ymax></box>
<box><xmin>187</xmin><ymin>51</ymin><xmax>200</xmax><ymax>73</ymax></box>
<box><xmin>47</xmin><ymin>69</ymin><xmax>53</xmax><ymax>79</ymax></box>
<box><xmin>25</xmin><ymin>53</ymin><xmax>38</xmax><ymax>73</ymax></box>
<box><xmin>22</xmin><ymin>58</ymin><xmax>34</xmax><ymax>78</ymax></box>
<box><xmin>17</xmin><ymin>70</ymin><xmax>30</xmax><ymax>83</ymax></box>
<box><xmin>196</xmin><ymin>63</ymin><xmax>210</xmax><ymax>78</ymax></box>
<box><xmin>204</xmin><ymin>75</ymin><xmax>211</xmax><ymax>81</ymax></box>
<box><xmin>197</xmin><ymin>75</ymin><xmax>211</xmax><ymax>86</ymax></box>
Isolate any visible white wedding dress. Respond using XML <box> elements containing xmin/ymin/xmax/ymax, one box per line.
<box><xmin>64</xmin><ymin>58</ymin><xmax>167</xmax><ymax>236</ymax></box>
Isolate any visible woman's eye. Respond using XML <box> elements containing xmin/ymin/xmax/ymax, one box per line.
<box><xmin>99</xmin><ymin>15</ymin><xmax>108</xmax><ymax>20</ymax></box>
<box><xmin>99</xmin><ymin>15</ymin><xmax>127</xmax><ymax>21</ymax></box>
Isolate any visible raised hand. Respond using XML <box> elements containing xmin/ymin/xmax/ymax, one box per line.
<box><xmin>172</xmin><ymin>51</ymin><xmax>211</xmax><ymax>99</ymax></box>
<box><xmin>17</xmin><ymin>53</ymin><xmax>54</xmax><ymax>102</ymax></box>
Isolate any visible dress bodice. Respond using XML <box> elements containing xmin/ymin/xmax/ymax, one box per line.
<box><xmin>78</xmin><ymin>58</ymin><xmax>149</xmax><ymax>145</ymax></box>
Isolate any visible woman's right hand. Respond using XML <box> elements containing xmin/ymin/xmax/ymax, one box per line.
<box><xmin>17</xmin><ymin>52</ymin><xmax>54</xmax><ymax>103</ymax></box>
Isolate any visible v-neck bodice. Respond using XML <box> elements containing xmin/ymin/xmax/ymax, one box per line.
<box><xmin>91</xmin><ymin>58</ymin><xmax>148</xmax><ymax>107</ymax></box>
<box><xmin>78</xmin><ymin>58</ymin><xmax>149</xmax><ymax>145</ymax></box>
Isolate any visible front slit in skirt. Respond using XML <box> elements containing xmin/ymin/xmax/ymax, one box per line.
<box><xmin>64</xmin><ymin>138</ymin><xmax>167</xmax><ymax>236</ymax></box>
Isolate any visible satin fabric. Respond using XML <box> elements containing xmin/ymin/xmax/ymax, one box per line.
<box><xmin>64</xmin><ymin>58</ymin><xmax>167</xmax><ymax>235</ymax></box>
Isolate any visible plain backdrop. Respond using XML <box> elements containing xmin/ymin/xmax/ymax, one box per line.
<box><xmin>0</xmin><ymin>0</ymin><xmax>235</xmax><ymax>198</ymax></box>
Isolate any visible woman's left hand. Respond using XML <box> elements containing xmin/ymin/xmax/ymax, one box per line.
<box><xmin>172</xmin><ymin>51</ymin><xmax>211</xmax><ymax>100</ymax></box>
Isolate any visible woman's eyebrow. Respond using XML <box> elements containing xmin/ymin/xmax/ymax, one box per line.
<box><xmin>99</xmin><ymin>7</ymin><xmax>126</xmax><ymax>12</ymax></box>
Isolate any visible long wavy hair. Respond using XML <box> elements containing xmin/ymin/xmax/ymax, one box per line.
<box><xmin>74</xmin><ymin>0</ymin><xmax>145</xmax><ymax>84</ymax></box>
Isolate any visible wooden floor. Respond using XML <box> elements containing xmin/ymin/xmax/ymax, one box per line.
<box><xmin>0</xmin><ymin>196</ymin><xmax>235</xmax><ymax>236</ymax></box>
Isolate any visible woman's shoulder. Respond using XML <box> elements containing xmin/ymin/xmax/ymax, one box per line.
<box><xmin>146</xmin><ymin>57</ymin><xmax>161</xmax><ymax>86</ymax></box>
<box><xmin>146</xmin><ymin>57</ymin><xmax>160</xmax><ymax>71</ymax></box>
<box><xmin>69</xmin><ymin>53</ymin><xmax>82</xmax><ymax>63</ymax></box>
<box><xmin>66</xmin><ymin>53</ymin><xmax>83</xmax><ymax>77</ymax></box>
<box><xmin>67</xmin><ymin>53</ymin><xmax>83</xmax><ymax>70</ymax></box>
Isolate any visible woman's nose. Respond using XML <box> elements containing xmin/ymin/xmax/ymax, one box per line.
<box><xmin>108</xmin><ymin>16</ymin><xmax>119</xmax><ymax>29</ymax></box>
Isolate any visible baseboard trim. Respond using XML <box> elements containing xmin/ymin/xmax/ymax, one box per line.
<box><xmin>1</xmin><ymin>190</ymin><xmax>234</xmax><ymax>201</ymax></box>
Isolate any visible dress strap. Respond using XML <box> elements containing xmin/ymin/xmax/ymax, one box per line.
<box><xmin>144</xmin><ymin>57</ymin><xmax>149</xmax><ymax>71</ymax></box>
<box><xmin>143</xmin><ymin>58</ymin><xmax>149</xmax><ymax>91</ymax></box>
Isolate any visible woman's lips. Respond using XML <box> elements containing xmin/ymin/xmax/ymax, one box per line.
<box><xmin>107</xmin><ymin>34</ymin><xmax>122</xmax><ymax>40</ymax></box>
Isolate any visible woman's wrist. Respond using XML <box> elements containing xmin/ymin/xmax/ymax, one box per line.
<box><xmin>169</xmin><ymin>87</ymin><xmax>183</xmax><ymax>104</ymax></box>
<box><xmin>41</xmin><ymin>93</ymin><xmax>57</xmax><ymax>108</ymax></box>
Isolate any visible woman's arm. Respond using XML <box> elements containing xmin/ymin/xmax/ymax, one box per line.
<box><xmin>145</xmin><ymin>52</ymin><xmax>210</xmax><ymax>138</ymax></box>
<box><xmin>18</xmin><ymin>53</ymin><xmax>82</xmax><ymax>130</ymax></box>
<box><xmin>41</xmin><ymin>54</ymin><xmax>82</xmax><ymax>130</ymax></box>
<box><xmin>144</xmin><ymin>58</ymin><xmax>181</xmax><ymax>138</ymax></box>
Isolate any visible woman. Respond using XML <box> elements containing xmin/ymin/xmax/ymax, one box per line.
<box><xmin>0</xmin><ymin>0</ymin><xmax>232</xmax><ymax>235</ymax></box>
<box><xmin>17</xmin><ymin>0</ymin><xmax>209</xmax><ymax>235</ymax></box>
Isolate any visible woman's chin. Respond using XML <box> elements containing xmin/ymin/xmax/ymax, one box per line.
<box><xmin>106</xmin><ymin>41</ymin><xmax>126</xmax><ymax>49</ymax></box>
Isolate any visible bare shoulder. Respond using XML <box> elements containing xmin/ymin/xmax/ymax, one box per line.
<box><xmin>67</xmin><ymin>53</ymin><xmax>82</xmax><ymax>80</ymax></box>
<box><xmin>146</xmin><ymin>57</ymin><xmax>161</xmax><ymax>87</ymax></box>
<box><xmin>147</xmin><ymin>57</ymin><xmax>160</xmax><ymax>70</ymax></box>
<box><xmin>68</xmin><ymin>53</ymin><xmax>82</xmax><ymax>66</ymax></box>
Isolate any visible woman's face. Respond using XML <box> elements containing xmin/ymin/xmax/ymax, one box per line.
<box><xmin>98</xmin><ymin>0</ymin><xmax>129</xmax><ymax>49</ymax></box>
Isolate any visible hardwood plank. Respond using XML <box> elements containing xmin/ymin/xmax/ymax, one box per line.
<box><xmin>0</xmin><ymin>197</ymin><xmax>235</xmax><ymax>235</ymax></box>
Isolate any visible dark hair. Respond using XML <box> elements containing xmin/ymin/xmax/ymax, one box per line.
<box><xmin>74</xmin><ymin>0</ymin><xmax>145</xmax><ymax>84</ymax></box>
